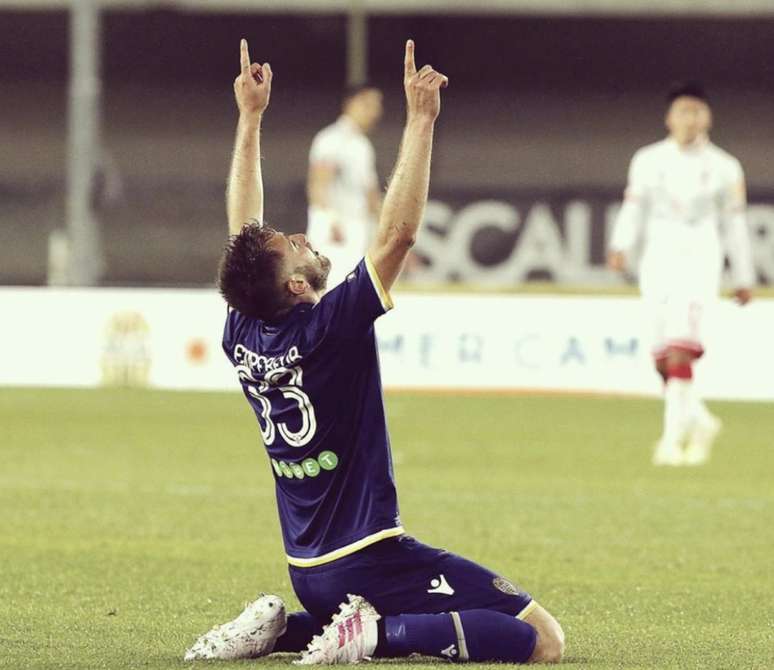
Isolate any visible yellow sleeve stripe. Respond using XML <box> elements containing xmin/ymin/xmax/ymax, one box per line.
<box><xmin>365</xmin><ymin>255</ymin><xmax>394</xmax><ymax>312</ymax></box>
<box><xmin>286</xmin><ymin>526</ymin><xmax>405</xmax><ymax>568</ymax></box>
<box><xmin>516</xmin><ymin>600</ymin><xmax>539</xmax><ymax>620</ymax></box>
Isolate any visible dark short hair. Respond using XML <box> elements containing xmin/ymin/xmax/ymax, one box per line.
<box><xmin>667</xmin><ymin>81</ymin><xmax>708</xmax><ymax>105</ymax></box>
<box><xmin>343</xmin><ymin>82</ymin><xmax>379</xmax><ymax>105</ymax></box>
<box><xmin>217</xmin><ymin>221</ymin><xmax>287</xmax><ymax>321</ymax></box>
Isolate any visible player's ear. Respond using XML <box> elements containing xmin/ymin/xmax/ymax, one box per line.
<box><xmin>287</xmin><ymin>274</ymin><xmax>309</xmax><ymax>297</ymax></box>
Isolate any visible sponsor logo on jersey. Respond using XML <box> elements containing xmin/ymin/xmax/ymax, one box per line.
<box><xmin>271</xmin><ymin>451</ymin><xmax>339</xmax><ymax>479</ymax></box>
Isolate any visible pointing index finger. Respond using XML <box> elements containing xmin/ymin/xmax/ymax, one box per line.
<box><xmin>404</xmin><ymin>39</ymin><xmax>416</xmax><ymax>77</ymax></box>
<box><xmin>240</xmin><ymin>38</ymin><xmax>251</xmax><ymax>74</ymax></box>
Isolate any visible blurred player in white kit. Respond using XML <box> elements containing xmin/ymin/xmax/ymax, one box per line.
<box><xmin>608</xmin><ymin>82</ymin><xmax>754</xmax><ymax>466</ymax></box>
<box><xmin>307</xmin><ymin>84</ymin><xmax>383</xmax><ymax>289</ymax></box>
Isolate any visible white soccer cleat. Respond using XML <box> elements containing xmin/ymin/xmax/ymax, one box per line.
<box><xmin>652</xmin><ymin>440</ymin><xmax>684</xmax><ymax>466</ymax></box>
<box><xmin>684</xmin><ymin>415</ymin><xmax>722</xmax><ymax>466</ymax></box>
<box><xmin>184</xmin><ymin>594</ymin><xmax>287</xmax><ymax>661</ymax></box>
<box><xmin>295</xmin><ymin>594</ymin><xmax>380</xmax><ymax>665</ymax></box>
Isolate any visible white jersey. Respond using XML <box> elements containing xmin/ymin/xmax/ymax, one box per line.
<box><xmin>308</xmin><ymin>115</ymin><xmax>378</xmax><ymax>224</ymax></box>
<box><xmin>610</xmin><ymin>137</ymin><xmax>754</xmax><ymax>299</ymax></box>
<box><xmin>307</xmin><ymin>116</ymin><xmax>378</xmax><ymax>287</ymax></box>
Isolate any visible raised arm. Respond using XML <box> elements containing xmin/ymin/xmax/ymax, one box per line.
<box><xmin>368</xmin><ymin>40</ymin><xmax>448</xmax><ymax>292</ymax></box>
<box><xmin>226</xmin><ymin>39</ymin><xmax>273</xmax><ymax>235</ymax></box>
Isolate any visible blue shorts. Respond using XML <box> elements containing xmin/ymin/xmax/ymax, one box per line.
<box><xmin>289</xmin><ymin>535</ymin><xmax>533</xmax><ymax>622</ymax></box>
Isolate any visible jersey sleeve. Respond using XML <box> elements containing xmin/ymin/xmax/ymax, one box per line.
<box><xmin>610</xmin><ymin>150</ymin><xmax>649</xmax><ymax>254</ymax></box>
<box><xmin>312</xmin><ymin>256</ymin><xmax>393</xmax><ymax>338</ymax></box>
<box><xmin>309</xmin><ymin>129</ymin><xmax>340</xmax><ymax>167</ymax></box>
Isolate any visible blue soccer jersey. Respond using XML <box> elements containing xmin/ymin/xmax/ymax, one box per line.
<box><xmin>222</xmin><ymin>257</ymin><xmax>403</xmax><ymax>567</ymax></box>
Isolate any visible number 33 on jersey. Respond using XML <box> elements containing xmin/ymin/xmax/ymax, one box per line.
<box><xmin>222</xmin><ymin>257</ymin><xmax>404</xmax><ymax>567</ymax></box>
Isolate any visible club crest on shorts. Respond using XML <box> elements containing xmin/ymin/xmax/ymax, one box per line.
<box><xmin>493</xmin><ymin>576</ymin><xmax>520</xmax><ymax>595</ymax></box>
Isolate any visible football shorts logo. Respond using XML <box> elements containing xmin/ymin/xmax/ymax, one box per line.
<box><xmin>427</xmin><ymin>574</ymin><xmax>455</xmax><ymax>596</ymax></box>
<box><xmin>493</xmin><ymin>576</ymin><xmax>520</xmax><ymax>596</ymax></box>
<box><xmin>440</xmin><ymin>644</ymin><xmax>457</xmax><ymax>658</ymax></box>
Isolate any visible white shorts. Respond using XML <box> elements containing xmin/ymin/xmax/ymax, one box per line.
<box><xmin>645</xmin><ymin>295</ymin><xmax>706</xmax><ymax>360</ymax></box>
<box><xmin>307</xmin><ymin>209</ymin><xmax>369</xmax><ymax>290</ymax></box>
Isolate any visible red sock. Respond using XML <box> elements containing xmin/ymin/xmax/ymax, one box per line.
<box><xmin>666</xmin><ymin>363</ymin><xmax>692</xmax><ymax>380</ymax></box>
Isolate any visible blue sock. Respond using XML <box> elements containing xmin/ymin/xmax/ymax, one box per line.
<box><xmin>457</xmin><ymin>609</ymin><xmax>537</xmax><ymax>663</ymax></box>
<box><xmin>376</xmin><ymin>610</ymin><xmax>536</xmax><ymax>663</ymax></box>
<box><xmin>376</xmin><ymin>613</ymin><xmax>456</xmax><ymax>658</ymax></box>
<box><xmin>273</xmin><ymin>611</ymin><xmax>321</xmax><ymax>653</ymax></box>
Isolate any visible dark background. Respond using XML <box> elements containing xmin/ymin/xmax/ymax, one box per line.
<box><xmin>2</xmin><ymin>10</ymin><xmax>772</xmax><ymax>284</ymax></box>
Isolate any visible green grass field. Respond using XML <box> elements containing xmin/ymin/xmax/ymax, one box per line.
<box><xmin>2</xmin><ymin>388</ymin><xmax>772</xmax><ymax>670</ymax></box>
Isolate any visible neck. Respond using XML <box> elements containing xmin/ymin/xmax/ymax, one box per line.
<box><xmin>290</xmin><ymin>292</ymin><xmax>322</xmax><ymax>309</ymax></box>
<box><xmin>671</xmin><ymin>134</ymin><xmax>707</xmax><ymax>150</ymax></box>
<box><xmin>272</xmin><ymin>294</ymin><xmax>317</xmax><ymax>321</ymax></box>
<box><xmin>343</xmin><ymin>112</ymin><xmax>367</xmax><ymax>133</ymax></box>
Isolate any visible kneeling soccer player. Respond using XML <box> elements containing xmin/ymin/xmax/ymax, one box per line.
<box><xmin>185</xmin><ymin>38</ymin><xmax>565</xmax><ymax>664</ymax></box>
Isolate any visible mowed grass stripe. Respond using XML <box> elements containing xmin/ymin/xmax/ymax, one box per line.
<box><xmin>1</xmin><ymin>388</ymin><xmax>772</xmax><ymax>669</ymax></box>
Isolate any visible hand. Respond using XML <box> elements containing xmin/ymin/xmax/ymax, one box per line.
<box><xmin>234</xmin><ymin>38</ymin><xmax>272</xmax><ymax>120</ymax></box>
<box><xmin>403</xmin><ymin>40</ymin><xmax>448</xmax><ymax>122</ymax></box>
<box><xmin>734</xmin><ymin>287</ymin><xmax>752</xmax><ymax>305</ymax></box>
<box><xmin>607</xmin><ymin>250</ymin><xmax>625</xmax><ymax>272</ymax></box>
